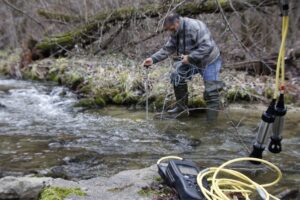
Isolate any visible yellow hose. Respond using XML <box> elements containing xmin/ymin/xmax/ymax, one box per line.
<box><xmin>156</xmin><ymin>155</ymin><xmax>183</xmax><ymax>164</ymax></box>
<box><xmin>274</xmin><ymin>16</ymin><xmax>289</xmax><ymax>99</ymax></box>
<box><xmin>157</xmin><ymin>156</ymin><xmax>282</xmax><ymax>200</ymax></box>
<box><xmin>197</xmin><ymin>157</ymin><xmax>282</xmax><ymax>200</ymax></box>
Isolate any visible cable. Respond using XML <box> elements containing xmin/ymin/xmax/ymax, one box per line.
<box><xmin>196</xmin><ymin>157</ymin><xmax>282</xmax><ymax>200</ymax></box>
<box><xmin>156</xmin><ymin>155</ymin><xmax>183</xmax><ymax>164</ymax></box>
<box><xmin>157</xmin><ymin>156</ymin><xmax>282</xmax><ymax>200</ymax></box>
<box><xmin>274</xmin><ymin>15</ymin><xmax>289</xmax><ymax>99</ymax></box>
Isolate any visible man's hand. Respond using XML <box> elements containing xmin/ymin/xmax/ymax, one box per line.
<box><xmin>181</xmin><ymin>55</ymin><xmax>189</xmax><ymax>64</ymax></box>
<box><xmin>142</xmin><ymin>57</ymin><xmax>153</xmax><ymax>68</ymax></box>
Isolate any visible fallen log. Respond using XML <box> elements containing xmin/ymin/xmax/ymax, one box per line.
<box><xmin>32</xmin><ymin>0</ymin><xmax>277</xmax><ymax>59</ymax></box>
<box><xmin>37</xmin><ymin>9</ymin><xmax>83</xmax><ymax>23</ymax></box>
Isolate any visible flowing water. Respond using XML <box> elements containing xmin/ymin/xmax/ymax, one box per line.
<box><xmin>0</xmin><ymin>76</ymin><xmax>299</xmax><ymax>195</ymax></box>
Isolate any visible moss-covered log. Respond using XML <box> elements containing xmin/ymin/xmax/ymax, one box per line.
<box><xmin>33</xmin><ymin>0</ymin><xmax>277</xmax><ymax>58</ymax></box>
<box><xmin>37</xmin><ymin>9</ymin><xmax>83</xmax><ymax>23</ymax></box>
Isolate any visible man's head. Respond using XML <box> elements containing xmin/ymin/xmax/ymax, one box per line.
<box><xmin>163</xmin><ymin>13</ymin><xmax>180</xmax><ymax>33</ymax></box>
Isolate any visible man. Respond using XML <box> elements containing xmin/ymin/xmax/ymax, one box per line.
<box><xmin>143</xmin><ymin>13</ymin><xmax>224</xmax><ymax>119</ymax></box>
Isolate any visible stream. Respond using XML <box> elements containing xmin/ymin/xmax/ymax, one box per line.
<box><xmin>0</xmin><ymin>76</ymin><xmax>299</xmax><ymax>194</ymax></box>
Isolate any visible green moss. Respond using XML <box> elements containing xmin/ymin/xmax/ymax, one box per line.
<box><xmin>95</xmin><ymin>96</ymin><xmax>106</xmax><ymax>106</ymax></box>
<box><xmin>154</xmin><ymin>176</ymin><xmax>162</xmax><ymax>182</ymax></box>
<box><xmin>47</xmin><ymin>68</ymin><xmax>60</xmax><ymax>82</ymax></box>
<box><xmin>39</xmin><ymin>186</ymin><xmax>86</xmax><ymax>200</ymax></box>
<box><xmin>37</xmin><ymin>9</ymin><xmax>82</xmax><ymax>23</ymax></box>
<box><xmin>74</xmin><ymin>98</ymin><xmax>95</xmax><ymax>108</ymax></box>
<box><xmin>285</xmin><ymin>93</ymin><xmax>296</xmax><ymax>104</ymax></box>
<box><xmin>225</xmin><ymin>87</ymin><xmax>252</xmax><ymax>102</ymax></box>
<box><xmin>189</xmin><ymin>96</ymin><xmax>206</xmax><ymax>108</ymax></box>
<box><xmin>79</xmin><ymin>84</ymin><xmax>92</xmax><ymax>94</ymax></box>
<box><xmin>138</xmin><ymin>186</ymin><xmax>173</xmax><ymax>197</ymax></box>
<box><xmin>65</xmin><ymin>72</ymin><xmax>84</xmax><ymax>89</ymax></box>
<box><xmin>123</xmin><ymin>92</ymin><xmax>139</xmax><ymax>105</ymax></box>
<box><xmin>94</xmin><ymin>88</ymin><xmax>120</xmax><ymax>103</ymax></box>
<box><xmin>152</xmin><ymin>95</ymin><xmax>166</xmax><ymax>111</ymax></box>
<box><xmin>112</xmin><ymin>92</ymin><xmax>139</xmax><ymax>105</ymax></box>
<box><xmin>264</xmin><ymin>87</ymin><xmax>273</xmax><ymax>99</ymax></box>
<box><xmin>112</xmin><ymin>93</ymin><xmax>124</xmax><ymax>104</ymax></box>
<box><xmin>21</xmin><ymin>66</ymin><xmax>41</xmax><ymax>80</ymax></box>
<box><xmin>107</xmin><ymin>184</ymin><xmax>133</xmax><ymax>192</ymax></box>
<box><xmin>0</xmin><ymin>63</ymin><xmax>10</xmax><ymax>75</ymax></box>
<box><xmin>74</xmin><ymin>97</ymin><xmax>105</xmax><ymax>108</ymax></box>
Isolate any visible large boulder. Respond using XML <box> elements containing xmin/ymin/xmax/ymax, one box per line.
<box><xmin>51</xmin><ymin>165</ymin><xmax>159</xmax><ymax>200</ymax></box>
<box><xmin>0</xmin><ymin>176</ymin><xmax>51</xmax><ymax>200</ymax></box>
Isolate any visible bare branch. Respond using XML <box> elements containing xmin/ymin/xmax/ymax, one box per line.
<box><xmin>3</xmin><ymin>0</ymin><xmax>45</xmax><ymax>31</ymax></box>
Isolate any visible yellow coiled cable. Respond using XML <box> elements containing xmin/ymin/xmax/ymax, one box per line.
<box><xmin>197</xmin><ymin>157</ymin><xmax>282</xmax><ymax>200</ymax></box>
<box><xmin>157</xmin><ymin>156</ymin><xmax>282</xmax><ymax>200</ymax></box>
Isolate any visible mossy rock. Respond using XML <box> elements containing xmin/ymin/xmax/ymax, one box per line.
<box><xmin>123</xmin><ymin>92</ymin><xmax>140</xmax><ymax>105</ymax></box>
<box><xmin>78</xmin><ymin>84</ymin><xmax>92</xmax><ymax>94</ymax></box>
<box><xmin>74</xmin><ymin>98</ymin><xmax>95</xmax><ymax>108</ymax></box>
<box><xmin>264</xmin><ymin>87</ymin><xmax>273</xmax><ymax>99</ymax></box>
<box><xmin>40</xmin><ymin>186</ymin><xmax>86</xmax><ymax>200</ymax></box>
<box><xmin>226</xmin><ymin>88</ymin><xmax>251</xmax><ymax>102</ymax></box>
<box><xmin>94</xmin><ymin>88</ymin><xmax>120</xmax><ymax>103</ymax></box>
<box><xmin>151</xmin><ymin>94</ymin><xmax>167</xmax><ymax>111</ymax></box>
<box><xmin>138</xmin><ymin>184</ymin><xmax>174</xmax><ymax>198</ymax></box>
<box><xmin>112</xmin><ymin>93</ymin><xmax>125</xmax><ymax>105</ymax></box>
<box><xmin>22</xmin><ymin>65</ymin><xmax>41</xmax><ymax>80</ymax></box>
<box><xmin>0</xmin><ymin>64</ymin><xmax>10</xmax><ymax>75</ymax></box>
<box><xmin>138</xmin><ymin>94</ymin><xmax>156</xmax><ymax>106</ymax></box>
<box><xmin>65</xmin><ymin>72</ymin><xmax>84</xmax><ymax>89</ymax></box>
<box><xmin>47</xmin><ymin>67</ymin><xmax>60</xmax><ymax>82</ymax></box>
<box><xmin>95</xmin><ymin>96</ymin><xmax>106</xmax><ymax>107</ymax></box>
<box><xmin>188</xmin><ymin>96</ymin><xmax>206</xmax><ymax>108</ymax></box>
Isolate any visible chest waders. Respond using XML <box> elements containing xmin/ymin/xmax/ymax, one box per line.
<box><xmin>167</xmin><ymin>21</ymin><xmax>224</xmax><ymax>119</ymax></box>
<box><xmin>203</xmin><ymin>80</ymin><xmax>224</xmax><ymax>121</ymax></box>
<box><xmin>167</xmin><ymin>21</ymin><xmax>189</xmax><ymax>114</ymax></box>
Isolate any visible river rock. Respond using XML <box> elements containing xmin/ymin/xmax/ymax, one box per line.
<box><xmin>51</xmin><ymin>164</ymin><xmax>159</xmax><ymax>200</ymax></box>
<box><xmin>0</xmin><ymin>176</ymin><xmax>51</xmax><ymax>200</ymax></box>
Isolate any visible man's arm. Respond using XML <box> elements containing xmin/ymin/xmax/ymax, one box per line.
<box><xmin>151</xmin><ymin>36</ymin><xmax>177</xmax><ymax>64</ymax></box>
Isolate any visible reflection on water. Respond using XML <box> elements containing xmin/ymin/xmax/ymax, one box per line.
<box><xmin>0</xmin><ymin>77</ymin><xmax>299</xmax><ymax>193</ymax></box>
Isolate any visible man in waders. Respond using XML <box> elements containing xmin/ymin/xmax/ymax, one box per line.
<box><xmin>143</xmin><ymin>13</ymin><xmax>224</xmax><ymax>120</ymax></box>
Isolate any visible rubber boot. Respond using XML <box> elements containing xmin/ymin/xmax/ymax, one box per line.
<box><xmin>167</xmin><ymin>83</ymin><xmax>188</xmax><ymax>114</ymax></box>
<box><xmin>203</xmin><ymin>80</ymin><xmax>225</xmax><ymax>121</ymax></box>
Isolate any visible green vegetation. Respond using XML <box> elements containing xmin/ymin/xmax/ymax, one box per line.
<box><xmin>138</xmin><ymin>185</ymin><xmax>174</xmax><ymax>198</ymax></box>
<box><xmin>0</xmin><ymin>52</ymin><xmax>299</xmax><ymax>109</ymax></box>
<box><xmin>39</xmin><ymin>187</ymin><xmax>86</xmax><ymax>200</ymax></box>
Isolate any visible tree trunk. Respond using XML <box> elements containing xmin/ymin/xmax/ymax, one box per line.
<box><xmin>33</xmin><ymin>0</ymin><xmax>277</xmax><ymax>59</ymax></box>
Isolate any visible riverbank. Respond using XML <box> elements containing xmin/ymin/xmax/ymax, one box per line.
<box><xmin>1</xmin><ymin>164</ymin><xmax>298</xmax><ymax>200</ymax></box>
<box><xmin>0</xmin><ymin>165</ymin><xmax>168</xmax><ymax>200</ymax></box>
<box><xmin>1</xmin><ymin>50</ymin><xmax>299</xmax><ymax>112</ymax></box>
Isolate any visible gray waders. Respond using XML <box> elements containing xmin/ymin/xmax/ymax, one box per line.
<box><xmin>167</xmin><ymin>83</ymin><xmax>188</xmax><ymax>114</ymax></box>
<box><xmin>203</xmin><ymin>80</ymin><xmax>224</xmax><ymax>121</ymax></box>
